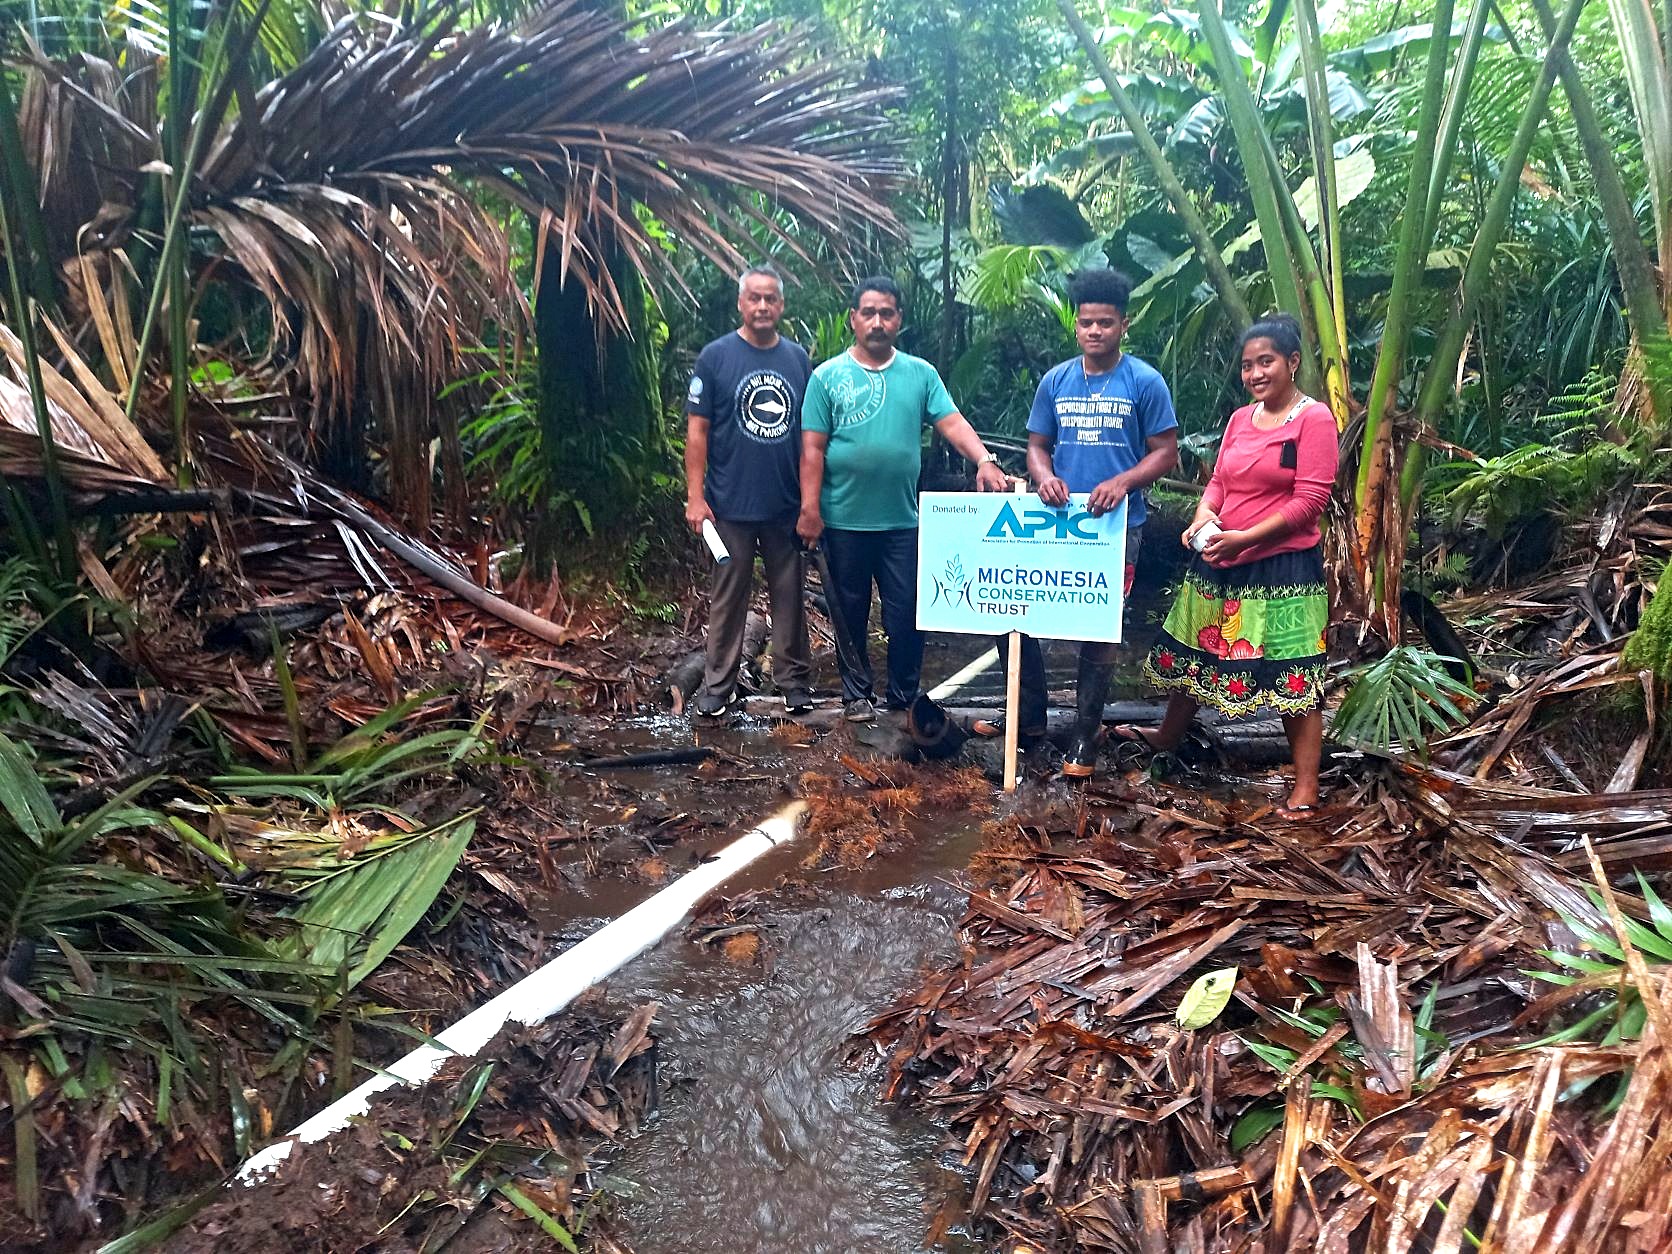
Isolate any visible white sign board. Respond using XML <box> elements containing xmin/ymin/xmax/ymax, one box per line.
<box><xmin>916</xmin><ymin>492</ymin><xmax>1129</xmax><ymax>643</ymax></box>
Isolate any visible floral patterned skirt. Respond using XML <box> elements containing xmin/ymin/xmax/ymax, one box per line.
<box><xmin>1142</xmin><ymin>547</ymin><xmax>1328</xmax><ymax>717</ymax></box>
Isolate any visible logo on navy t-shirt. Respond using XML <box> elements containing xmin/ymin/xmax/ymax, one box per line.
<box><xmin>738</xmin><ymin>371</ymin><xmax>793</xmax><ymax>442</ymax></box>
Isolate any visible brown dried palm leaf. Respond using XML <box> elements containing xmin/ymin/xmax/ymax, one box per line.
<box><xmin>18</xmin><ymin>4</ymin><xmax>901</xmax><ymax>494</ymax></box>
<box><xmin>0</xmin><ymin>316</ymin><xmax>164</xmax><ymax>486</ymax></box>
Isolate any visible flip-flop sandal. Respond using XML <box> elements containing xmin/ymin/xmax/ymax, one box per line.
<box><xmin>1276</xmin><ymin>804</ymin><xmax>1320</xmax><ymax>820</ymax></box>
<box><xmin>1111</xmin><ymin>725</ymin><xmax>1168</xmax><ymax>750</ymax></box>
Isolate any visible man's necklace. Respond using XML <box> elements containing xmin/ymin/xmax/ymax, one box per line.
<box><xmin>1081</xmin><ymin>356</ymin><xmax>1121</xmax><ymax>399</ymax></box>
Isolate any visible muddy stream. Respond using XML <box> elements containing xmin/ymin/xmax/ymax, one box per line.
<box><xmin>528</xmin><ymin>719</ymin><xmax>983</xmax><ymax>1252</ymax></box>
<box><xmin>521</xmin><ymin>632</ymin><xmax>1156</xmax><ymax>1251</ymax></box>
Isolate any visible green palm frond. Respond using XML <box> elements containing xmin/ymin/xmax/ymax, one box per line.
<box><xmin>0</xmin><ymin>733</ymin><xmax>326</xmax><ymax>1056</ymax></box>
<box><xmin>958</xmin><ymin>244</ymin><xmax>1072</xmax><ymax>312</ymax></box>
<box><xmin>1331</xmin><ymin>645</ymin><xmax>1477</xmax><ymax>756</ymax></box>
<box><xmin>1530</xmin><ymin>877</ymin><xmax>1672</xmax><ymax>1061</ymax></box>
<box><xmin>277</xmin><ymin>813</ymin><xmax>476</xmax><ymax>990</ymax></box>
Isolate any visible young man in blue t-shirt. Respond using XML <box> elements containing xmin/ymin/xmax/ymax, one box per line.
<box><xmin>979</xmin><ymin>268</ymin><xmax>1179</xmax><ymax>777</ymax></box>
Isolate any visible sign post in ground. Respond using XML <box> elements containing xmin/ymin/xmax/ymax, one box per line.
<box><xmin>917</xmin><ymin>489</ymin><xmax>1129</xmax><ymax>791</ymax></box>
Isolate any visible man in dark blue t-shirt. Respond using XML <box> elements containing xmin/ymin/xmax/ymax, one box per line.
<box><xmin>685</xmin><ymin>263</ymin><xmax>814</xmax><ymax>717</ymax></box>
<box><xmin>978</xmin><ymin>268</ymin><xmax>1178</xmax><ymax>777</ymax></box>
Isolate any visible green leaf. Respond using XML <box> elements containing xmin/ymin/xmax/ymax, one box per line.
<box><xmin>497</xmin><ymin>1182</ymin><xmax>579</xmax><ymax>1251</ymax></box>
<box><xmin>1230</xmin><ymin>1103</ymin><xmax>1284</xmax><ymax>1152</ymax></box>
<box><xmin>1309</xmin><ymin>1081</ymin><xmax>1362</xmax><ymax>1115</ymax></box>
<box><xmin>1636</xmin><ymin>872</ymin><xmax>1672</xmax><ymax>940</ymax></box>
<box><xmin>1175</xmin><ymin>966</ymin><xmax>1238</xmax><ymax>1029</ymax></box>
<box><xmin>0</xmin><ymin>731</ymin><xmax>58</xmax><ymax>843</ymax></box>
<box><xmin>1244</xmin><ymin>1038</ymin><xmax>1298</xmax><ymax>1073</ymax></box>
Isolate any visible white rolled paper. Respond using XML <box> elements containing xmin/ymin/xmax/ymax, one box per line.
<box><xmin>701</xmin><ymin>518</ymin><xmax>731</xmax><ymax>565</ymax></box>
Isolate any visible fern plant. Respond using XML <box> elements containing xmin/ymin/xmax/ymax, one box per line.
<box><xmin>1332</xmin><ymin>646</ymin><xmax>1477</xmax><ymax>757</ymax></box>
<box><xmin>0</xmin><ymin>554</ymin><xmax>40</xmax><ymax>666</ymax></box>
<box><xmin>1426</xmin><ymin>440</ymin><xmax>1636</xmax><ymax>538</ymax></box>
<box><xmin>1426</xmin><ymin>362</ymin><xmax>1645</xmax><ymax>537</ymax></box>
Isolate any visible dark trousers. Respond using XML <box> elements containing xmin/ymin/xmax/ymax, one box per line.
<box><xmin>701</xmin><ymin>517</ymin><xmax>811</xmax><ymax>701</ymax></box>
<box><xmin>822</xmin><ymin>526</ymin><xmax>923</xmax><ymax>707</ymax></box>
<box><xmin>994</xmin><ymin>525</ymin><xmax>1144</xmax><ymax>731</ymax></box>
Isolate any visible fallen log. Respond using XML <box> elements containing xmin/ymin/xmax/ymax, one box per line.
<box><xmin>667</xmin><ymin>611</ymin><xmax>768</xmax><ymax>713</ymax></box>
<box><xmin>313</xmin><ymin>480</ymin><xmax>575</xmax><ymax>647</ymax></box>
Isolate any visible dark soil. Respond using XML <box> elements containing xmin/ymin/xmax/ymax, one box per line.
<box><xmin>168</xmin><ymin>997</ymin><xmax>658</xmax><ymax>1253</ymax></box>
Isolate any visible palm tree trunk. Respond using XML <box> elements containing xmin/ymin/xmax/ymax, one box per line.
<box><xmin>1350</xmin><ymin>0</ymin><xmax>1457</xmax><ymax>632</ymax></box>
<box><xmin>1532</xmin><ymin>0</ymin><xmax>1667</xmax><ymax>414</ymax></box>
<box><xmin>532</xmin><ymin>242</ymin><xmax>660</xmax><ymax>573</ymax></box>
<box><xmin>939</xmin><ymin>38</ymin><xmax>961</xmax><ymax>372</ymax></box>
<box><xmin>1421</xmin><ymin>0</ymin><xmax>1493</xmax><ymax>248</ymax></box>
<box><xmin>1368</xmin><ymin>0</ymin><xmax>1588</xmax><ymax>631</ymax></box>
<box><xmin>1195</xmin><ymin>0</ymin><xmax>1306</xmax><ymax>326</ymax></box>
<box><xmin>1295</xmin><ymin>0</ymin><xmax>1347</xmax><ymax>390</ymax></box>
<box><xmin>1413</xmin><ymin>0</ymin><xmax>1589</xmax><ymax>429</ymax></box>
<box><xmin>1608</xmin><ymin>0</ymin><xmax>1672</xmax><ymax>311</ymax></box>
<box><xmin>0</xmin><ymin>74</ymin><xmax>55</xmax><ymax>311</ymax></box>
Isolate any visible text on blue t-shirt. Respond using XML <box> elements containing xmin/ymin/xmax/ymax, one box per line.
<box><xmin>1025</xmin><ymin>353</ymin><xmax>1177</xmax><ymax>527</ymax></box>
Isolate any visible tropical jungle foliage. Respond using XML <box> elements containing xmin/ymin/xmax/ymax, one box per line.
<box><xmin>6</xmin><ymin>0</ymin><xmax>1672</xmax><ymax>1241</ymax></box>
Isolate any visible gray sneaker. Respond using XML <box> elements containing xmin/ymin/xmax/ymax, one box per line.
<box><xmin>844</xmin><ymin>698</ymin><xmax>876</xmax><ymax>723</ymax></box>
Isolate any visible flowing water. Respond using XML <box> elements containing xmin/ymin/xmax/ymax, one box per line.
<box><xmin>607</xmin><ymin>833</ymin><xmax>985</xmax><ymax>1253</ymax></box>
<box><xmin>525</xmin><ymin>624</ymin><xmax>1164</xmax><ymax>1252</ymax></box>
<box><xmin>533</xmin><ymin>810</ymin><xmax>985</xmax><ymax>1253</ymax></box>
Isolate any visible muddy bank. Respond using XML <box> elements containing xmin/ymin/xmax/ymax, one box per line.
<box><xmin>169</xmin><ymin>1002</ymin><xmax>658</xmax><ymax>1252</ymax></box>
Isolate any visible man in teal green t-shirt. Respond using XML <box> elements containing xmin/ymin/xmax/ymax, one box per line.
<box><xmin>798</xmin><ymin>275</ymin><xmax>1008</xmax><ymax>722</ymax></box>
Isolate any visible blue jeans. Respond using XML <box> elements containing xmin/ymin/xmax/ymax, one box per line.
<box><xmin>822</xmin><ymin>526</ymin><xmax>923</xmax><ymax>707</ymax></box>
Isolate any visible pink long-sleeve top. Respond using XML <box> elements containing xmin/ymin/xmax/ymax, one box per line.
<box><xmin>1202</xmin><ymin>399</ymin><xmax>1339</xmax><ymax>566</ymax></box>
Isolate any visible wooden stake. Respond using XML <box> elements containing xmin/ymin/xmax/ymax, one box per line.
<box><xmin>1003</xmin><ymin>627</ymin><xmax>1022</xmax><ymax>793</ymax></box>
<box><xmin>1003</xmin><ymin>476</ymin><xmax>1028</xmax><ymax>793</ymax></box>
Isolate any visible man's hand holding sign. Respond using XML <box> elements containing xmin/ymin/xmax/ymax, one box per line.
<box><xmin>917</xmin><ymin>491</ymin><xmax>1130</xmax><ymax>790</ymax></box>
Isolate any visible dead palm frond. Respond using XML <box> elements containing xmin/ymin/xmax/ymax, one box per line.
<box><xmin>0</xmin><ymin>313</ymin><xmax>167</xmax><ymax>498</ymax></box>
<box><xmin>15</xmin><ymin>4</ymin><xmax>902</xmax><ymax>511</ymax></box>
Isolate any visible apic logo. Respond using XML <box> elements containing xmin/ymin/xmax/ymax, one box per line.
<box><xmin>985</xmin><ymin>502</ymin><xmax>1099</xmax><ymax>540</ymax></box>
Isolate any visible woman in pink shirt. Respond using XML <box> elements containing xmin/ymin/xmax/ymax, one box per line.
<box><xmin>1125</xmin><ymin>314</ymin><xmax>1338</xmax><ymax>817</ymax></box>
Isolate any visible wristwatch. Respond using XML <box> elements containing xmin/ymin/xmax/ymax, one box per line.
<box><xmin>978</xmin><ymin>452</ymin><xmax>1001</xmax><ymax>466</ymax></box>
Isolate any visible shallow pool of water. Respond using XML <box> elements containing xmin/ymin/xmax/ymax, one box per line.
<box><xmin>590</xmin><ymin>821</ymin><xmax>987</xmax><ymax>1253</ymax></box>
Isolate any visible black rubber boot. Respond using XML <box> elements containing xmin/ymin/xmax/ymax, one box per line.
<box><xmin>1061</xmin><ymin>655</ymin><xmax>1115</xmax><ymax>779</ymax></box>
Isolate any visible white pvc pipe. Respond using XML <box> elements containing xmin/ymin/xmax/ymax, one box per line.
<box><xmin>236</xmin><ymin>801</ymin><xmax>806</xmax><ymax>1183</ymax></box>
<box><xmin>700</xmin><ymin>518</ymin><xmax>731</xmax><ymax>565</ymax></box>
<box><xmin>927</xmin><ymin>647</ymin><xmax>998</xmax><ymax>701</ymax></box>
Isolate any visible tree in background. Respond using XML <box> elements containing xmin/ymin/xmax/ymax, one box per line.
<box><xmin>2</xmin><ymin>1</ymin><xmax>901</xmax><ymax>551</ymax></box>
